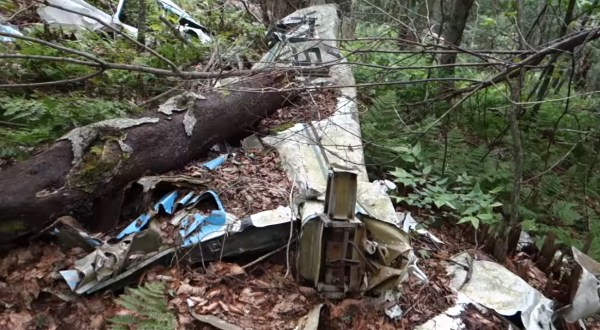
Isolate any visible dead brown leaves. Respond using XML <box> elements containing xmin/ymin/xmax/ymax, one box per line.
<box><xmin>0</xmin><ymin>243</ymin><xmax>117</xmax><ymax>330</ymax></box>
<box><xmin>162</xmin><ymin>260</ymin><xmax>319</xmax><ymax>330</ymax></box>
<box><xmin>258</xmin><ymin>89</ymin><xmax>339</xmax><ymax>133</ymax></box>
<box><xmin>184</xmin><ymin>149</ymin><xmax>294</xmax><ymax>218</ymax></box>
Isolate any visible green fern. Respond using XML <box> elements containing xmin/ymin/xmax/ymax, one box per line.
<box><xmin>109</xmin><ymin>282</ymin><xmax>176</xmax><ymax>330</ymax></box>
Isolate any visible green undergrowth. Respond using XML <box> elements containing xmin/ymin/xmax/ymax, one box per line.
<box><xmin>109</xmin><ymin>282</ymin><xmax>176</xmax><ymax>330</ymax></box>
<box><xmin>0</xmin><ymin>0</ymin><xmax>266</xmax><ymax>160</ymax></box>
<box><xmin>348</xmin><ymin>22</ymin><xmax>600</xmax><ymax>259</ymax></box>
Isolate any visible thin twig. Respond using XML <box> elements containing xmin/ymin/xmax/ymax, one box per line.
<box><xmin>284</xmin><ymin>175</ymin><xmax>297</xmax><ymax>278</ymax></box>
<box><xmin>0</xmin><ymin>31</ymin><xmax>105</xmax><ymax>64</ymax></box>
<box><xmin>40</xmin><ymin>0</ymin><xmax>181</xmax><ymax>72</ymax></box>
<box><xmin>159</xmin><ymin>14</ymin><xmax>191</xmax><ymax>46</ymax></box>
<box><xmin>457</xmin><ymin>256</ymin><xmax>474</xmax><ymax>291</ymax></box>
<box><xmin>0</xmin><ymin>70</ymin><xmax>103</xmax><ymax>88</ymax></box>
<box><xmin>6</xmin><ymin>3</ymin><xmax>35</xmax><ymax>20</ymax></box>
<box><xmin>138</xmin><ymin>82</ymin><xmax>185</xmax><ymax>106</ymax></box>
<box><xmin>0</xmin><ymin>54</ymin><xmax>99</xmax><ymax>67</ymax></box>
<box><xmin>242</xmin><ymin>243</ymin><xmax>289</xmax><ymax>269</ymax></box>
<box><xmin>523</xmin><ymin>134</ymin><xmax>590</xmax><ymax>183</ymax></box>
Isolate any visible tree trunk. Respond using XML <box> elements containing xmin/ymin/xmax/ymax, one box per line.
<box><xmin>529</xmin><ymin>0</ymin><xmax>576</xmax><ymax>117</ymax></box>
<box><xmin>439</xmin><ymin>0</ymin><xmax>474</xmax><ymax>74</ymax></box>
<box><xmin>137</xmin><ymin>0</ymin><xmax>147</xmax><ymax>46</ymax></box>
<box><xmin>0</xmin><ymin>73</ymin><xmax>296</xmax><ymax>247</ymax></box>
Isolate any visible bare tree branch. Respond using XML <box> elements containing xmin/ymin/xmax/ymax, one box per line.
<box><xmin>39</xmin><ymin>0</ymin><xmax>181</xmax><ymax>72</ymax></box>
<box><xmin>0</xmin><ymin>70</ymin><xmax>104</xmax><ymax>88</ymax></box>
<box><xmin>0</xmin><ymin>54</ymin><xmax>98</xmax><ymax>66</ymax></box>
<box><xmin>0</xmin><ymin>31</ymin><xmax>105</xmax><ymax>65</ymax></box>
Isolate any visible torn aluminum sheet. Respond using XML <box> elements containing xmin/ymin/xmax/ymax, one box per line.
<box><xmin>38</xmin><ymin>0</ymin><xmax>138</xmax><ymax>36</ymax></box>
<box><xmin>185</xmin><ymin>206</ymin><xmax>295</xmax><ymax>264</ymax></box>
<box><xmin>295</xmin><ymin>304</ymin><xmax>323</xmax><ymax>330</ymax></box>
<box><xmin>386</xmin><ymin>305</ymin><xmax>403</xmax><ymax>320</ymax></box>
<box><xmin>358</xmin><ymin>213</ymin><xmax>424</xmax><ymax>294</ymax></box>
<box><xmin>399</xmin><ymin>212</ymin><xmax>444</xmax><ymax>245</ymax></box>
<box><xmin>43</xmin><ymin>215</ymin><xmax>103</xmax><ymax>251</ymax></box>
<box><xmin>259</xmin><ymin>5</ymin><xmax>424</xmax><ymax>297</ymax></box>
<box><xmin>415</xmin><ymin>293</ymin><xmax>472</xmax><ymax>330</ymax></box>
<box><xmin>114</xmin><ymin>0</ymin><xmax>212</xmax><ymax>42</ymax></box>
<box><xmin>114</xmin><ymin>188</ymin><xmax>184</xmax><ymax>240</ymax></box>
<box><xmin>0</xmin><ymin>24</ymin><xmax>21</xmax><ymax>42</ymax></box>
<box><xmin>58</xmin><ymin>188</ymin><xmax>296</xmax><ymax>293</ymax></box>
<box><xmin>60</xmin><ymin>222</ymin><xmax>163</xmax><ymax>294</ymax></box>
<box><xmin>115</xmin><ymin>189</ymin><xmax>231</xmax><ymax>246</ymax></box>
<box><xmin>447</xmin><ymin>252</ymin><xmax>555</xmax><ymax>330</ymax></box>
<box><xmin>156</xmin><ymin>0</ymin><xmax>212</xmax><ymax>43</ymax></box>
<box><xmin>383</xmin><ymin>290</ymin><xmax>403</xmax><ymax>320</ymax></box>
<box><xmin>179</xmin><ymin>191</ymin><xmax>227</xmax><ymax>247</ymax></box>
<box><xmin>373</xmin><ymin>179</ymin><xmax>397</xmax><ymax>194</ymax></box>
<box><xmin>555</xmin><ymin>246</ymin><xmax>600</xmax><ymax>323</ymax></box>
<box><xmin>518</xmin><ymin>230</ymin><xmax>534</xmax><ymax>250</ymax></box>
<box><xmin>38</xmin><ymin>0</ymin><xmax>211</xmax><ymax>43</ymax></box>
<box><xmin>80</xmin><ymin>247</ymin><xmax>175</xmax><ymax>294</ymax></box>
<box><xmin>257</xmin><ymin>4</ymin><xmax>341</xmax><ymax>70</ymax></box>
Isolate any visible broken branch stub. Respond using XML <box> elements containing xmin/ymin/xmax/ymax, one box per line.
<box><xmin>0</xmin><ymin>72</ymin><xmax>296</xmax><ymax>246</ymax></box>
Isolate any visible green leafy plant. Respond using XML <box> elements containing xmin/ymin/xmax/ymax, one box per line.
<box><xmin>388</xmin><ymin>140</ymin><xmax>503</xmax><ymax>230</ymax></box>
<box><xmin>109</xmin><ymin>282</ymin><xmax>176</xmax><ymax>330</ymax></box>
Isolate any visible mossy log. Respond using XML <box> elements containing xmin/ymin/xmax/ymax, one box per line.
<box><xmin>0</xmin><ymin>73</ymin><xmax>296</xmax><ymax>247</ymax></box>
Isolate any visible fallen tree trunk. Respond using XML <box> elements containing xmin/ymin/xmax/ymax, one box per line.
<box><xmin>0</xmin><ymin>73</ymin><xmax>296</xmax><ymax>246</ymax></box>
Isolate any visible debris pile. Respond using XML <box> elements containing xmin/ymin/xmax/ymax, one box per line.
<box><xmin>2</xmin><ymin>3</ymin><xmax>600</xmax><ymax>330</ymax></box>
<box><xmin>36</xmin><ymin>0</ymin><xmax>212</xmax><ymax>42</ymax></box>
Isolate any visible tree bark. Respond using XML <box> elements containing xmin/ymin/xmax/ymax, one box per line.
<box><xmin>0</xmin><ymin>73</ymin><xmax>296</xmax><ymax>247</ymax></box>
<box><xmin>529</xmin><ymin>0</ymin><xmax>576</xmax><ymax>117</ymax></box>
<box><xmin>439</xmin><ymin>0</ymin><xmax>474</xmax><ymax>74</ymax></box>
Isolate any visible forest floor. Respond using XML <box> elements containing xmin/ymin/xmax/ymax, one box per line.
<box><xmin>0</xmin><ymin>85</ymin><xmax>597</xmax><ymax>330</ymax></box>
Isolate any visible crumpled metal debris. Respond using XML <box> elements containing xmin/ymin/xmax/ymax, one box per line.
<box><xmin>185</xmin><ymin>206</ymin><xmax>294</xmax><ymax>264</ymax></box>
<box><xmin>415</xmin><ymin>293</ymin><xmax>471</xmax><ymax>330</ymax></box>
<box><xmin>115</xmin><ymin>189</ymin><xmax>233</xmax><ymax>246</ymax></box>
<box><xmin>447</xmin><ymin>252</ymin><xmax>555</xmax><ymax>330</ymax></box>
<box><xmin>295</xmin><ymin>304</ymin><xmax>323</xmax><ymax>330</ymax></box>
<box><xmin>46</xmin><ymin>216</ymin><xmax>103</xmax><ymax>251</ymax></box>
<box><xmin>383</xmin><ymin>290</ymin><xmax>404</xmax><ymax>320</ymax></box>
<box><xmin>54</xmin><ymin>3</ymin><xmax>423</xmax><ymax>305</ymax></box>
<box><xmin>156</xmin><ymin>0</ymin><xmax>212</xmax><ymax>42</ymax></box>
<box><xmin>399</xmin><ymin>212</ymin><xmax>444</xmax><ymax>245</ymax></box>
<box><xmin>555</xmin><ymin>246</ymin><xmax>600</xmax><ymax>323</ymax></box>
<box><xmin>60</xmin><ymin>222</ymin><xmax>163</xmax><ymax>294</ymax></box>
<box><xmin>297</xmin><ymin>168</ymin><xmax>424</xmax><ymax>297</ymax></box>
<box><xmin>38</xmin><ymin>0</ymin><xmax>138</xmax><ymax>36</ymax></box>
<box><xmin>56</xmin><ymin>183</ymin><xmax>296</xmax><ymax>293</ymax></box>
<box><xmin>0</xmin><ymin>23</ymin><xmax>21</xmax><ymax>42</ymax></box>
<box><xmin>37</xmin><ymin>0</ymin><xmax>211</xmax><ymax>42</ymax></box>
<box><xmin>257</xmin><ymin>4</ymin><xmax>424</xmax><ymax>298</ymax></box>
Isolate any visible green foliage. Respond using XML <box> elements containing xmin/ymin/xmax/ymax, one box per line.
<box><xmin>0</xmin><ymin>0</ymin><xmax>266</xmax><ymax>159</ymax></box>
<box><xmin>349</xmin><ymin>14</ymin><xmax>600</xmax><ymax>257</ymax></box>
<box><xmin>109</xmin><ymin>282</ymin><xmax>176</xmax><ymax>330</ymax></box>
<box><xmin>388</xmin><ymin>142</ymin><xmax>503</xmax><ymax>230</ymax></box>
<box><xmin>0</xmin><ymin>93</ymin><xmax>139</xmax><ymax>158</ymax></box>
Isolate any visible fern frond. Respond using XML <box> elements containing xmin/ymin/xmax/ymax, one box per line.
<box><xmin>109</xmin><ymin>282</ymin><xmax>176</xmax><ymax>330</ymax></box>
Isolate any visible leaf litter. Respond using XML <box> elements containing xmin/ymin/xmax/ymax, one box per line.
<box><xmin>1</xmin><ymin>87</ymin><xmax>595</xmax><ymax>330</ymax></box>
